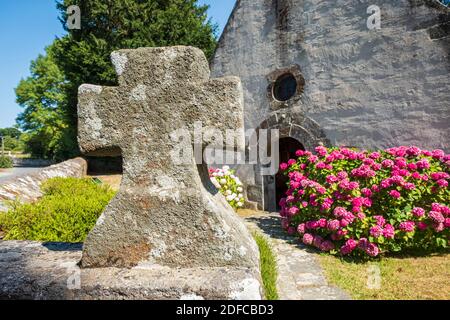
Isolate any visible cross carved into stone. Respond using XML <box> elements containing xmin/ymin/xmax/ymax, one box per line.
<box><xmin>77</xmin><ymin>46</ymin><xmax>259</xmax><ymax>269</ymax></box>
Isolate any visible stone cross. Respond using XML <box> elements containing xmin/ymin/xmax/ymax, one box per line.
<box><xmin>77</xmin><ymin>46</ymin><xmax>259</xmax><ymax>269</ymax></box>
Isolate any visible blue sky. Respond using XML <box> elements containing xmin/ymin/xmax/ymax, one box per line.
<box><xmin>0</xmin><ymin>0</ymin><xmax>236</xmax><ymax>129</ymax></box>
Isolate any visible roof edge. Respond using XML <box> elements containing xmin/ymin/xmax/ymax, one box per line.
<box><xmin>210</xmin><ymin>0</ymin><xmax>242</xmax><ymax>64</ymax></box>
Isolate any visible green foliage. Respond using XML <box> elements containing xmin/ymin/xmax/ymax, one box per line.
<box><xmin>0</xmin><ymin>177</ymin><xmax>116</xmax><ymax>242</ymax></box>
<box><xmin>0</xmin><ymin>156</ymin><xmax>13</xmax><ymax>169</ymax></box>
<box><xmin>15</xmin><ymin>0</ymin><xmax>217</xmax><ymax>160</ymax></box>
<box><xmin>0</xmin><ymin>127</ymin><xmax>24</xmax><ymax>152</ymax></box>
<box><xmin>15</xmin><ymin>45</ymin><xmax>76</xmax><ymax>160</ymax></box>
<box><xmin>0</xmin><ymin>127</ymin><xmax>22</xmax><ymax>139</ymax></box>
<box><xmin>253</xmin><ymin>232</ymin><xmax>279</xmax><ymax>300</ymax></box>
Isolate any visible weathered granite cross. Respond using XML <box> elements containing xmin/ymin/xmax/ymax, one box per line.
<box><xmin>77</xmin><ymin>46</ymin><xmax>259</xmax><ymax>269</ymax></box>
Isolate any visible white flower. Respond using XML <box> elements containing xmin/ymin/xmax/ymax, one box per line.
<box><xmin>230</xmin><ymin>175</ymin><xmax>236</xmax><ymax>179</ymax></box>
<box><xmin>210</xmin><ymin>177</ymin><xmax>221</xmax><ymax>189</ymax></box>
<box><xmin>237</xmin><ymin>187</ymin><xmax>243</xmax><ymax>193</ymax></box>
<box><xmin>238</xmin><ymin>193</ymin><xmax>244</xmax><ymax>199</ymax></box>
<box><xmin>217</xmin><ymin>171</ymin><xmax>224</xmax><ymax>177</ymax></box>
<box><xmin>220</xmin><ymin>179</ymin><xmax>227</xmax><ymax>185</ymax></box>
<box><xmin>223</xmin><ymin>166</ymin><xmax>230</xmax><ymax>171</ymax></box>
<box><xmin>226</xmin><ymin>195</ymin><xmax>234</xmax><ymax>201</ymax></box>
<box><xmin>237</xmin><ymin>202</ymin><xmax>244</xmax><ymax>207</ymax></box>
<box><xmin>224</xmin><ymin>171</ymin><xmax>231</xmax><ymax>176</ymax></box>
<box><xmin>226</xmin><ymin>190</ymin><xmax>232</xmax><ymax>195</ymax></box>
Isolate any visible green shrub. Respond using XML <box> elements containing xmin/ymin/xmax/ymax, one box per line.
<box><xmin>0</xmin><ymin>156</ymin><xmax>13</xmax><ymax>168</ymax></box>
<box><xmin>0</xmin><ymin>177</ymin><xmax>116</xmax><ymax>242</ymax></box>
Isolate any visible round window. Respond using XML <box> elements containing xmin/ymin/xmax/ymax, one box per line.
<box><xmin>273</xmin><ymin>73</ymin><xmax>297</xmax><ymax>102</ymax></box>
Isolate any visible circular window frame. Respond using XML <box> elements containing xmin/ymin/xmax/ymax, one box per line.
<box><xmin>272</xmin><ymin>73</ymin><xmax>298</xmax><ymax>102</ymax></box>
<box><xmin>267</xmin><ymin>65</ymin><xmax>305</xmax><ymax>110</ymax></box>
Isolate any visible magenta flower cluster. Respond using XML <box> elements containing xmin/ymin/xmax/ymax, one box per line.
<box><xmin>279</xmin><ymin>146</ymin><xmax>450</xmax><ymax>257</ymax></box>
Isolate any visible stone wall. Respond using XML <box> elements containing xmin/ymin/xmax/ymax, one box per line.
<box><xmin>211</xmin><ymin>0</ymin><xmax>450</xmax><ymax>209</ymax></box>
<box><xmin>0</xmin><ymin>158</ymin><xmax>88</xmax><ymax>211</ymax></box>
<box><xmin>12</xmin><ymin>158</ymin><xmax>54</xmax><ymax>167</ymax></box>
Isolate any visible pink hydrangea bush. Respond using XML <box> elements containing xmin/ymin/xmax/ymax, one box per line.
<box><xmin>279</xmin><ymin>146</ymin><xmax>450</xmax><ymax>257</ymax></box>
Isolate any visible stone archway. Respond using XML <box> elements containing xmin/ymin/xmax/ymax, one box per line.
<box><xmin>255</xmin><ymin>110</ymin><xmax>330</xmax><ymax>212</ymax></box>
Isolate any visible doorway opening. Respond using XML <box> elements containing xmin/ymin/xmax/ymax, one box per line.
<box><xmin>275</xmin><ymin>137</ymin><xmax>305</xmax><ymax>209</ymax></box>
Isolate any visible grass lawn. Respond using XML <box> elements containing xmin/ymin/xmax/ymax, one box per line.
<box><xmin>318</xmin><ymin>252</ymin><xmax>450</xmax><ymax>300</ymax></box>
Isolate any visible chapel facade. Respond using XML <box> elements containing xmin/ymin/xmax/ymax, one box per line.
<box><xmin>210</xmin><ymin>0</ymin><xmax>450</xmax><ymax>211</ymax></box>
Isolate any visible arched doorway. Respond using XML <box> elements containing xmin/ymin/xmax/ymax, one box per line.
<box><xmin>275</xmin><ymin>137</ymin><xmax>305</xmax><ymax>209</ymax></box>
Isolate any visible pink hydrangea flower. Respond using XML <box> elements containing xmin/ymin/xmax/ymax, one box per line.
<box><xmin>374</xmin><ymin>215</ymin><xmax>386</xmax><ymax>227</ymax></box>
<box><xmin>412</xmin><ymin>207</ymin><xmax>425</xmax><ymax>217</ymax></box>
<box><xmin>315</xmin><ymin>146</ymin><xmax>328</xmax><ymax>157</ymax></box>
<box><xmin>302</xmin><ymin>233</ymin><xmax>314</xmax><ymax>245</ymax></box>
<box><xmin>416</xmin><ymin>159</ymin><xmax>430</xmax><ymax>170</ymax></box>
<box><xmin>313</xmin><ymin>235</ymin><xmax>323</xmax><ymax>248</ymax></box>
<box><xmin>383</xmin><ymin>224</ymin><xmax>395</xmax><ymax>239</ymax></box>
<box><xmin>416</xmin><ymin>222</ymin><xmax>428</xmax><ymax>231</ymax></box>
<box><xmin>361</xmin><ymin>188</ymin><xmax>373</xmax><ymax>197</ymax></box>
<box><xmin>297</xmin><ymin>223</ymin><xmax>306</xmax><ymax>235</ymax></box>
<box><xmin>404</xmin><ymin>183</ymin><xmax>416</xmax><ymax>190</ymax></box>
<box><xmin>287</xmin><ymin>227</ymin><xmax>296</xmax><ymax>235</ymax></box>
<box><xmin>318</xmin><ymin>219</ymin><xmax>327</xmax><ymax>228</ymax></box>
<box><xmin>308</xmin><ymin>155</ymin><xmax>319</xmax><ymax>163</ymax></box>
<box><xmin>444</xmin><ymin>218</ymin><xmax>450</xmax><ymax>228</ymax></box>
<box><xmin>432</xmin><ymin>149</ymin><xmax>445</xmax><ymax>160</ymax></box>
<box><xmin>382</xmin><ymin>159</ymin><xmax>394</xmax><ymax>168</ymax></box>
<box><xmin>340</xmin><ymin>219</ymin><xmax>350</xmax><ymax>227</ymax></box>
<box><xmin>429</xmin><ymin>211</ymin><xmax>445</xmax><ymax>223</ymax></box>
<box><xmin>389</xmin><ymin>190</ymin><xmax>401</xmax><ymax>199</ymax></box>
<box><xmin>366</xmin><ymin>243</ymin><xmax>380</xmax><ymax>257</ymax></box>
<box><xmin>280</xmin><ymin>163</ymin><xmax>288</xmax><ymax>171</ymax></box>
<box><xmin>287</xmin><ymin>159</ymin><xmax>297</xmax><ymax>166</ymax></box>
<box><xmin>369</xmin><ymin>152</ymin><xmax>381</xmax><ymax>159</ymax></box>
<box><xmin>288</xmin><ymin>206</ymin><xmax>300</xmax><ymax>216</ymax></box>
<box><xmin>296</xmin><ymin>149</ymin><xmax>305</xmax><ymax>157</ymax></box>
<box><xmin>320</xmin><ymin>240</ymin><xmax>335</xmax><ymax>252</ymax></box>
<box><xmin>358</xmin><ymin>238</ymin><xmax>369</xmax><ymax>250</ymax></box>
<box><xmin>333</xmin><ymin>207</ymin><xmax>347</xmax><ymax>218</ymax></box>
<box><xmin>327</xmin><ymin>219</ymin><xmax>340</xmax><ymax>231</ymax></box>
<box><xmin>433</xmin><ymin>223</ymin><xmax>444</xmax><ymax>232</ymax></box>
<box><xmin>370</xmin><ymin>225</ymin><xmax>384</xmax><ymax>238</ymax></box>
<box><xmin>399</xmin><ymin>221</ymin><xmax>415</xmax><ymax>232</ymax></box>
<box><xmin>337</xmin><ymin>171</ymin><xmax>348</xmax><ymax>180</ymax></box>
<box><xmin>437</xmin><ymin>179</ymin><xmax>448</xmax><ymax>188</ymax></box>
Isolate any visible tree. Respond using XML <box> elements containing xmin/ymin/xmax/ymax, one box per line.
<box><xmin>16</xmin><ymin>0</ymin><xmax>217</xmax><ymax>160</ymax></box>
<box><xmin>15</xmin><ymin>45</ymin><xmax>77</xmax><ymax>159</ymax></box>
<box><xmin>0</xmin><ymin>127</ymin><xmax>24</xmax><ymax>152</ymax></box>
<box><xmin>0</xmin><ymin>127</ymin><xmax>22</xmax><ymax>140</ymax></box>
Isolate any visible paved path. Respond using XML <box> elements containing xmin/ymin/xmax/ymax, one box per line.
<box><xmin>0</xmin><ymin>167</ymin><xmax>42</xmax><ymax>184</ymax></box>
<box><xmin>243</xmin><ymin>212</ymin><xmax>351</xmax><ymax>300</ymax></box>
